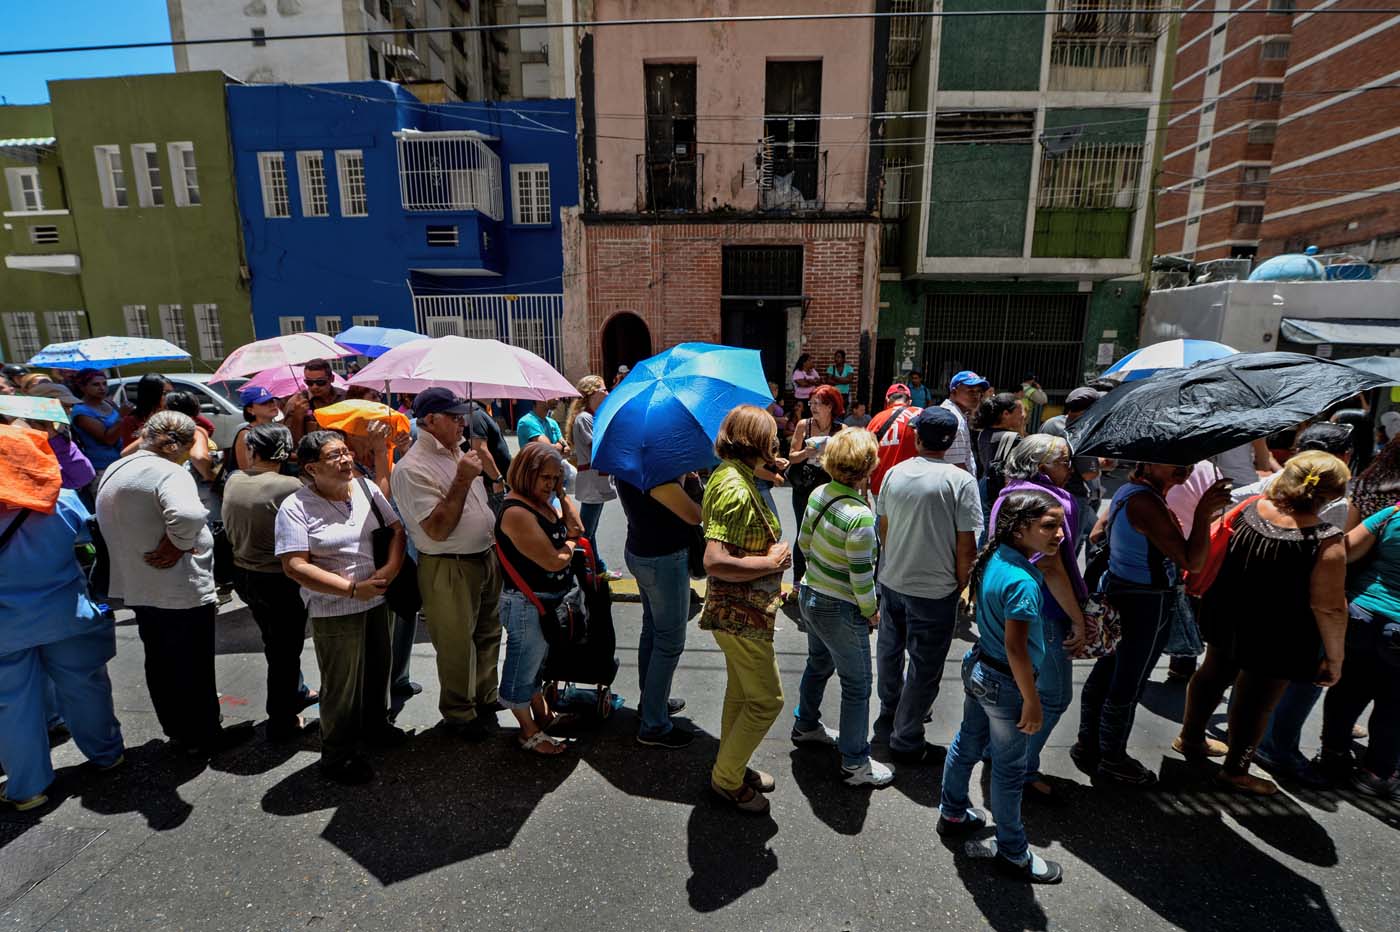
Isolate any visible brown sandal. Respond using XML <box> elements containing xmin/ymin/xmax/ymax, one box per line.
<box><xmin>711</xmin><ymin>780</ymin><xmax>770</xmax><ymax>813</ymax></box>
<box><xmin>1216</xmin><ymin>770</ymin><xmax>1278</xmax><ymax>796</ymax></box>
<box><xmin>1172</xmin><ymin>735</ymin><xmax>1229</xmax><ymax>760</ymax></box>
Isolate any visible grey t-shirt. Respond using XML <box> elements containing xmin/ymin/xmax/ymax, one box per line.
<box><xmin>274</xmin><ymin>481</ymin><xmax>398</xmax><ymax>617</ymax></box>
<box><xmin>875</xmin><ymin>456</ymin><xmax>982</xmax><ymax>599</ymax></box>
<box><xmin>222</xmin><ymin>470</ymin><xmax>304</xmax><ymax>573</ymax></box>
<box><xmin>571</xmin><ymin>410</ymin><xmax>616</xmax><ymax>504</ymax></box>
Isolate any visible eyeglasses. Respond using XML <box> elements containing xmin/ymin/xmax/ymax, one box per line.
<box><xmin>304</xmin><ymin>378</ymin><xmax>331</xmax><ymax>387</ymax></box>
<box><xmin>319</xmin><ymin>449</ymin><xmax>354</xmax><ymax>463</ymax></box>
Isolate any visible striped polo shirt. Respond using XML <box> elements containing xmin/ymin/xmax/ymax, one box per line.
<box><xmin>797</xmin><ymin>480</ymin><xmax>879</xmax><ymax>618</ymax></box>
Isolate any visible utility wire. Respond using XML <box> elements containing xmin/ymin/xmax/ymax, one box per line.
<box><xmin>4</xmin><ymin>7</ymin><xmax>1400</xmax><ymax>58</ymax></box>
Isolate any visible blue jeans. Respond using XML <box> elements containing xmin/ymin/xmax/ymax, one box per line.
<box><xmin>499</xmin><ymin>588</ymin><xmax>560</xmax><ymax>709</ymax></box>
<box><xmin>795</xmin><ymin>586</ymin><xmax>875</xmax><ymax>768</ymax></box>
<box><xmin>940</xmin><ymin>651</ymin><xmax>1031</xmax><ymax>862</ymax></box>
<box><xmin>626</xmin><ymin>548</ymin><xmax>690</xmax><ymax>736</ymax></box>
<box><xmin>1259</xmin><ymin>682</ymin><xmax>1323</xmax><ymax>772</ymax></box>
<box><xmin>876</xmin><ymin>585</ymin><xmax>958</xmax><ymax>753</ymax></box>
<box><xmin>0</xmin><ymin>626</ymin><xmax>125</xmax><ymax>801</ymax></box>
<box><xmin>578</xmin><ymin>501</ymin><xmax>609</xmax><ymax>573</ymax></box>
<box><xmin>1077</xmin><ymin>585</ymin><xmax>1172</xmax><ymax>760</ymax></box>
<box><xmin>1025</xmin><ymin>613</ymin><xmax>1073</xmax><ymax>783</ymax></box>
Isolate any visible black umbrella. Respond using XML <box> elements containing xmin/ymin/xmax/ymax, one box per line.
<box><xmin>1067</xmin><ymin>352</ymin><xmax>1396</xmax><ymax>464</ymax></box>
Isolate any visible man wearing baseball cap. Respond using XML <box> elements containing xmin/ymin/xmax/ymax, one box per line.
<box><xmin>866</xmin><ymin>382</ymin><xmax>922</xmax><ymax>496</ymax></box>
<box><xmin>391</xmin><ymin>388</ymin><xmax>500</xmax><ymax>740</ymax></box>
<box><xmin>873</xmin><ymin>406</ymin><xmax>982</xmax><ymax>764</ymax></box>
<box><xmin>940</xmin><ymin>370</ymin><xmax>989</xmax><ymax>474</ymax></box>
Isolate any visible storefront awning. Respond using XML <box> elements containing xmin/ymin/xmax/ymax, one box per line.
<box><xmin>0</xmin><ymin>136</ymin><xmax>57</xmax><ymax>164</ymax></box>
<box><xmin>1280</xmin><ymin>317</ymin><xmax>1400</xmax><ymax>347</ymax></box>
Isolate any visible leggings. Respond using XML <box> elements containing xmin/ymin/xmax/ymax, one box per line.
<box><xmin>1179</xmin><ymin>644</ymin><xmax>1291</xmax><ymax>775</ymax></box>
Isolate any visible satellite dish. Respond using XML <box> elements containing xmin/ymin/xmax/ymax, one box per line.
<box><xmin>1040</xmin><ymin>124</ymin><xmax>1084</xmax><ymax>157</ymax></box>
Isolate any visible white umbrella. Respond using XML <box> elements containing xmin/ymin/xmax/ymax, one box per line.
<box><xmin>347</xmin><ymin>336</ymin><xmax>578</xmax><ymax>400</ymax></box>
<box><xmin>210</xmin><ymin>332</ymin><xmax>353</xmax><ymax>382</ymax></box>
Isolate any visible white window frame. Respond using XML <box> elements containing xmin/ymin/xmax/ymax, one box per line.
<box><xmin>315</xmin><ymin>315</ymin><xmax>343</xmax><ymax>338</ymax></box>
<box><xmin>94</xmin><ymin>144</ymin><xmax>128</xmax><ymax>208</ymax></box>
<box><xmin>518</xmin><ymin>16</ymin><xmax>549</xmax><ymax>54</ymax></box>
<box><xmin>123</xmin><ymin>304</ymin><xmax>151</xmax><ymax>338</ymax></box>
<box><xmin>258</xmin><ymin>152</ymin><xmax>291</xmax><ymax>218</ymax></box>
<box><xmin>159</xmin><ymin>303</ymin><xmax>189</xmax><ymax>350</ymax></box>
<box><xmin>352</xmin><ymin>315</ymin><xmax>380</xmax><ymax>327</ymax></box>
<box><xmin>297</xmin><ymin>151</ymin><xmax>329</xmax><ymax>217</ymax></box>
<box><xmin>336</xmin><ymin>149</ymin><xmax>368</xmax><ymax>217</ymax></box>
<box><xmin>510</xmin><ymin>163</ymin><xmax>552</xmax><ymax>225</ymax></box>
<box><xmin>193</xmin><ymin>303</ymin><xmax>224</xmax><ymax>359</ymax></box>
<box><xmin>4</xmin><ymin>167</ymin><xmax>43</xmax><ymax>212</ymax></box>
<box><xmin>2</xmin><ymin>312</ymin><xmax>43</xmax><ymax>362</ymax></box>
<box><xmin>43</xmin><ymin>310</ymin><xmax>85</xmax><ymax>344</ymax></box>
<box><xmin>168</xmin><ymin>142</ymin><xmax>200</xmax><ymax>206</ymax></box>
<box><xmin>131</xmin><ymin>143</ymin><xmax>164</xmax><ymax>208</ymax></box>
<box><xmin>279</xmin><ymin>316</ymin><xmax>306</xmax><ymax>335</ymax></box>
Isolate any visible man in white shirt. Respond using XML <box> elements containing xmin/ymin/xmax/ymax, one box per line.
<box><xmin>939</xmin><ymin>370</ymin><xmax>989</xmax><ymax>473</ymax></box>
<box><xmin>391</xmin><ymin>389</ymin><xmax>498</xmax><ymax>741</ymax></box>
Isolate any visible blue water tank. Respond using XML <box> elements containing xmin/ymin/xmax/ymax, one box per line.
<box><xmin>1248</xmin><ymin>253</ymin><xmax>1326</xmax><ymax>281</ymax></box>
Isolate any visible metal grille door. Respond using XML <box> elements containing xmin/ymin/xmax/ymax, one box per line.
<box><xmin>413</xmin><ymin>293</ymin><xmax>564</xmax><ymax>371</ymax></box>
<box><xmin>922</xmin><ymin>293</ymin><xmax>1088</xmax><ymax>394</ymax></box>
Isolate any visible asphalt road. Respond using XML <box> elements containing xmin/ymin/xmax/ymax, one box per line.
<box><xmin>2</xmin><ymin>485</ymin><xmax>1397</xmax><ymax>931</ymax></box>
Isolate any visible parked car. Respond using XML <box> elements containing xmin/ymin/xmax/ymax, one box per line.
<box><xmin>108</xmin><ymin>373</ymin><xmax>248</xmax><ymax>450</ymax></box>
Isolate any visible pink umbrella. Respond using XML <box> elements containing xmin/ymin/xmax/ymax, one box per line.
<box><xmin>245</xmin><ymin>366</ymin><xmax>349</xmax><ymax>399</ymax></box>
<box><xmin>210</xmin><ymin>332</ymin><xmax>353</xmax><ymax>382</ymax></box>
<box><xmin>348</xmin><ymin>336</ymin><xmax>578</xmax><ymax>400</ymax></box>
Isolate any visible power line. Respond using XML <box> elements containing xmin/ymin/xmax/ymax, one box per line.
<box><xmin>4</xmin><ymin>7</ymin><xmax>1400</xmax><ymax>58</ymax></box>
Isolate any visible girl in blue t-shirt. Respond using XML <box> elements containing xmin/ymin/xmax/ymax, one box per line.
<box><xmin>938</xmin><ymin>488</ymin><xmax>1066</xmax><ymax>885</ymax></box>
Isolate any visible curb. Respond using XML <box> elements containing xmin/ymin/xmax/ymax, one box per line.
<box><xmin>608</xmin><ymin>578</ymin><xmax>795</xmax><ymax>604</ymax></box>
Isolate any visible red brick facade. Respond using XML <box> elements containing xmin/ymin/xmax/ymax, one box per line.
<box><xmin>564</xmin><ymin>219</ymin><xmax>879</xmax><ymax>397</ymax></box>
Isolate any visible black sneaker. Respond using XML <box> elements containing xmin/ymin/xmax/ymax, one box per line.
<box><xmin>1095</xmin><ymin>755</ymin><xmax>1159</xmax><ymax>787</ymax></box>
<box><xmin>1351</xmin><ymin>769</ymin><xmax>1399</xmax><ymax>799</ymax></box>
<box><xmin>890</xmin><ymin>742</ymin><xmax>946</xmax><ymax>765</ymax></box>
<box><xmin>390</xmin><ymin>681</ymin><xmax>422</xmax><ymax>699</ymax></box>
<box><xmin>937</xmin><ymin>808</ymin><xmax>987</xmax><ymax>837</ymax></box>
<box><xmin>1299</xmin><ymin>749</ymin><xmax>1354</xmax><ymax>788</ymax></box>
<box><xmin>637</xmin><ymin>727</ymin><xmax>694</xmax><ymax>749</ymax></box>
<box><xmin>442</xmin><ymin>718</ymin><xmax>491</xmax><ymax>743</ymax></box>
<box><xmin>994</xmin><ymin>851</ymin><xmax>1064</xmax><ymax>885</ymax></box>
<box><xmin>366</xmin><ymin>724</ymin><xmax>410</xmax><ymax>748</ymax></box>
<box><xmin>1069</xmin><ymin>741</ymin><xmax>1099</xmax><ymax>776</ymax></box>
<box><xmin>321</xmin><ymin>755</ymin><xmax>374</xmax><ymax>785</ymax></box>
<box><xmin>667</xmin><ymin>697</ymin><xmax>687</xmax><ymax>716</ymax></box>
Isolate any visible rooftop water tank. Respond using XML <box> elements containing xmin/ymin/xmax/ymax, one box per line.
<box><xmin>1248</xmin><ymin>247</ymin><xmax>1326</xmax><ymax>282</ymax></box>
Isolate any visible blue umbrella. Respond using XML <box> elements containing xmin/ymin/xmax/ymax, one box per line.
<box><xmin>1102</xmin><ymin>338</ymin><xmax>1237</xmax><ymax>382</ymax></box>
<box><xmin>334</xmin><ymin>325</ymin><xmax>428</xmax><ymax>358</ymax></box>
<box><xmin>591</xmin><ymin>342</ymin><xmax>774</xmax><ymax>490</ymax></box>
<box><xmin>27</xmin><ymin>336</ymin><xmax>189</xmax><ymax>370</ymax></box>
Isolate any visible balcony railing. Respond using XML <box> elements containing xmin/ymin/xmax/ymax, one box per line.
<box><xmin>636</xmin><ymin>152</ymin><xmax>704</xmax><ymax>212</ymax></box>
<box><xmin>1048</xmin><ymin>36</ymin><xmax>1156</xmax><ymax>92</ymax></box>
<box><xmin>1053</xmin><ymin>0</ymin><xmax>1173</xmax><ymax>37</ymax></box>
<box><xmin>394</xmin><ymin>130</ymin><xmax>503</xmax><ymax>220</ymax></box>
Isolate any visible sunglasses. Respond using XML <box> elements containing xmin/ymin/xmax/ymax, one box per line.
<box><xmin>304</xmin><ymin>378</ymin><xmax>331</xmax><ymax>387</ymax></box>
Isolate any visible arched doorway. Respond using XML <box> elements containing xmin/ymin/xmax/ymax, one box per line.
<box><xmin>601</xmin><ymin>312</ymin><xmax>652</xmax><ymax>384</ymax></box>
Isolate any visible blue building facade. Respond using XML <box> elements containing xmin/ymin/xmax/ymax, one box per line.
<box><xmin>227</xmin><ymin>82</ymin><xmax>577</xmax><ymax>370</ymax></box>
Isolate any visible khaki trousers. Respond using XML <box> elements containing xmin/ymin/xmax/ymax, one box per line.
<box><xmin>418</xmin><ymin>551</ymin><xmax>503</xmax><ymax>724</ymax></box>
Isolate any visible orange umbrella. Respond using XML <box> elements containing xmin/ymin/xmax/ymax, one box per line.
<box><xmin>0</xmin><ymin>424</ymin><xmax>63</xmax><ymax>513</ymax></box>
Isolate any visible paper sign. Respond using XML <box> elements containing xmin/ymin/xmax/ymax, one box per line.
<box><xmin>1096</xmin><ymin>342</ymin><xmax>1116</xmax><ymax>365</ymax></box>
<box><xmin>0</xmin><ymin>394</ymin><xmax>69</xmax><ymax>425</ymax></box>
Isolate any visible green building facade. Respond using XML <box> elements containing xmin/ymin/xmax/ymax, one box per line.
<box><xmin>1</xmin><ymin>72</ymin><xmax>252</xmax><ymax>367</ymax></box>
<box><xmin>876</xmin><ymin>2</ymin><xmax>1174</xmax><ymax>401</ymax></box>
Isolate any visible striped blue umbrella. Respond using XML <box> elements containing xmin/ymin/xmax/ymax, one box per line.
<box><xmin>1102</xmin><ymin>339</ymin><xmax>1237</xmax><ymax>382</ymax></box>
<box><xmin>27</xmin><ymin>336</ymin><xmax>190</xmax><ymax>370</ymax></box>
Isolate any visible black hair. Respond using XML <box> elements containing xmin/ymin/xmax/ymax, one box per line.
<box><xmin>247</xmin><ymin>423</ymin><xmax>294</xmax><ymax>463</ymax></box>
<box><xmin>795</xmin><ymin>353</ymin><xmax>813</xmax><ymax>370</ymax></box>
<box><xmin>296</xmin><ymin>429</ymin><xmax>347</xmax><ymax>467</ymax></box>
<box><xmin>973</xmin><ymin>392</ymin><xmax>1021</xmax><ymax>430</ymax></box>
<box><xmin>1065</xmin><ymin>391</ymin><xmax>1099</xmax><ymax>414</ymax></box>
<box><xmin>967</xmin><ymin>489</ymin><xmax>1064</xmax><ymax>611</ymax></box>
<box><xmin>834</xmin><ymin>349</ymin><xmax>846</xmax><ymax>359</ymax></box>
<box><xmin>1296</xmin><ymin>422</ymin><xmax>1353</xmax><ymax>456</ymax></box>
<box><xmin>909</xmin><ymin>369</ymin><xmax>923</xmax><ymax>378</ymax></box>
<box><xmin>304</xmin><ymin>357</ymin><xmax>333</xmax><ymax>376</ymax></box>
<box><xmin>162</xmin><ymin>390</ymin><xmax>200</xmax><ymax>419</ymax></box>
<box><xmin>132</xmin><ymin>373</ymin><xmax>169</xmax><ymax>420</ymax></box>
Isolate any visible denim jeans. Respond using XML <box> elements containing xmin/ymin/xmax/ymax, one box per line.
<box><xmin>876</xmin><ymin>585</ymin><xmax>958</xmax><ymax>753</ymax></box>
<box><xmin>1322</xmin><ymin>608</ymin><xmax>1400</xmax><ymax>778</ymax></box>
<box><xmin>1073</xmin><ymin>494</ymin><xmax>1095</xmax><ymax>559</ymax></box>
<box><xmin>626</xmin><ymin>548</ymin><xmax>690</xmax><ymax>736</ymax></box>
<box><xmin>1025</xmin><ymin>613</ymin><xmax>1073</xmax><ymax>783</ymax></box>
<box><xmin>499</xmin><ymin>588</ymin><xmax>561</xmax><ymax>709</ymax></box>
<box><xmin>1259</xmin><ymin>682</ymin><xmax>1323</xmax><ymax>772</ymax></box>
<box><xmin>1077</xmin><ymin>585</ymin><xmax>1172</xmax><ymax>760</ymax></box>
<box><xmin>940</xmin><ymin>651</ymin><xmax>1031</xmax><ymax>862</ymax></box>
<box><xmin>578</xmin><ymin>501</ymin><xmax>609</xmax><ymax>573</ymax></box>
<box><xmin>795</xmin><ymin>586</ymin><xmax>874</xmax><ymax>768</ymax></box>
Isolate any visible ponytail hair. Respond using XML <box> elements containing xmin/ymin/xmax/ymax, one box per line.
<box><xmin>967</xmin><ymin>488</ymin><xmax>1063</xmax><ymax>611</ymax></box>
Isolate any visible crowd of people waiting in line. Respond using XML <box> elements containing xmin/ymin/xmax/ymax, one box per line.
<box><xmin>1</xmin><ymin>357</ymin><xmax>1398</xmax><ymax>889</ymax></box>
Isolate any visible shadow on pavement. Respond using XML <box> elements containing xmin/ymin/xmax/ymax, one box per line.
<box><xmin>684</xmin><ymin>802</ymin><xmax>778</xmax><ymax>913</ymax></box>
<box><xmin>787</xmin><ymin>746</ymin><xmax>872</xmax><ymax>835</ymax></box>
<box><xmin>941</xmin><ymin>830</ymin><xmax>1049</xmax><ymax>932</ymax></box>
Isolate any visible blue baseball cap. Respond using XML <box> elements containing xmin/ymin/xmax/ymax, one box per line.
<box><xmin>910</xmin><ymin>406</ymin><xmax>959</xmax><ymax>451</ymax></box>
<box><xmin>949</xmin><ymin>370</ymin><xmax>990</xmax><ymax>391</ymax></box>
<box><xmin>240</xmin><ymin>385</ymin><xmax>278</xmax><ymax>406</ymax></box>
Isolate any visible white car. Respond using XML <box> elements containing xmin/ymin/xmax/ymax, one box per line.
<box><xmin>108</xmin><ymin>373</ymin><xmax>249</xmax><ymax>451</ymax></box>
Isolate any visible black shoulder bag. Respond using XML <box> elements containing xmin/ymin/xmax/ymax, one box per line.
<box><xmin>359</xmin><ymin>478</ymin><xmax>422</xmax><ymax>618</ymax></box>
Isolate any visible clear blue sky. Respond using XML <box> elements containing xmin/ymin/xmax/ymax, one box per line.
<box><xmin>0</xmin><ymin>1</ymin><xmax>174</xmax><ymax>105</ymax></box>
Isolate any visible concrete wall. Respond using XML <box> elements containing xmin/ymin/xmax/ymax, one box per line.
<box><xmin>169</xmin><ymin>0</ymin><xmax>353</xmax><ymax>84</ymax></box>
<box><xmin>587</xmin><ymin>0</ymin><xmax>875</xmax><ymax>214</ymax></box>
<box><xmin>937</xmin><ymin>0</ymin><xmax>1044</xmax><ymax>92</ymax></box>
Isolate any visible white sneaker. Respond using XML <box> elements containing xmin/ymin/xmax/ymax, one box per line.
<box><xmin>791</xmin><ymin>724</ymin><xmax>839</xmax><ymax>747</ymax></box>
<box><xmin>843</xmin><ymin>759</ymin><xmax>895</xmax><ymax>787</ymax></box>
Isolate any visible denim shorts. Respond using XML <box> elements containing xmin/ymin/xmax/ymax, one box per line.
<box><xmin>499</xmin><ymin>587</ymin><xmax>565</xmax><ymax>708</ymax></box>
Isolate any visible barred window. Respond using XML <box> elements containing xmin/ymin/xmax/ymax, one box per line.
<box><xmin>1036</xmin><ymin>142</ymin><xmax>1144</xmax><ymax>209</ymax></box>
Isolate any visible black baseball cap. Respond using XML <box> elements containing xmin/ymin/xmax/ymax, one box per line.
<box><xmin>411</xmin><ymin>387</ymin><xmax>473</xmax><ymax>419</ymax></box>
<box><xmin>911</xmin><ymin>406</ymin><xmax>959</xmax><ymax>452</ymax></box>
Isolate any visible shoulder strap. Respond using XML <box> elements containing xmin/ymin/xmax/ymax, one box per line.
<box><xmin>494</xmin><ymin>542</ymin><xmax>547</xmax><ymax>615</ymax></box>
<box><xmin>810</xmin><ymin>492</ymin><xmax>860</xmax><ymax>532</ymax></box>
<box><xmin>0</xmin><ymin>509</ymin><xmax>33</xmax><ymax>552</ymax></box>
<box><xmin>358</xmin><ymin>477</ymin><xmax>387</xmax><ymax>529</ymax></box>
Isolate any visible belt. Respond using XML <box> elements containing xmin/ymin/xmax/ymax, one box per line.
<box><xmin>972</xmin><ymin>646</ymin><xmax>1015</xmax><ymax>678</ymax></box>
<box><xmin>424</xmin><ymin>549</ymin><xmax>492</xmax><ymax>561</ymax></box>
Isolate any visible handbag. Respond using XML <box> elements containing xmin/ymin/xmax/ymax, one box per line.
<box><xmin>496</xmin><ymin>536</ymin><xmax>594</xmax><ymax>648</ymax></box>
<box><xmin>359</xmin><ymin>478</ymin><xmax>422</xmax><ymax>619</ymax></box>
<box><xmin>1074</xmin><ymin>595</ymin><xmax>1122</xmax><ymax>659</ymax></box>
<box><xmin>1184</xmin><ymin>494</ymin><xmax>1261</xmax><ymax>598</ymax></box>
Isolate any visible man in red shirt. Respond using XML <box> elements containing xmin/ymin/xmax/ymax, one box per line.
<box><xmin>867</xmin><ymin>383</ymin><xmax>922</xmax><ymax>496</ymax></box>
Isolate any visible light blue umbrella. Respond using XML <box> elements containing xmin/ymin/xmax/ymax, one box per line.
<box><xmin>334</xmin><ymin>325</ymin><xmax>428</xmax><ymax>358</ymax></box>
<box><xmin>27</xmin><ymin>336</ymin><xmax>190</xmax><ymax>370</ymax></box>
<box><xmin>591</xmin><ymin>342</ymin><xmax>774</xmax><ymax>490</ymax></box>
<box><xmin>1102</xmin><ymin>338</ymin><xmax>1237</xmax><ymax>382</ymax></box>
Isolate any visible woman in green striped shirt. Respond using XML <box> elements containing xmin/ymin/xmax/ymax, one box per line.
<box><xmin>793</xmin><ymin>429</ymin><xmax>893</xmax><ymax>787</ymax></box>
